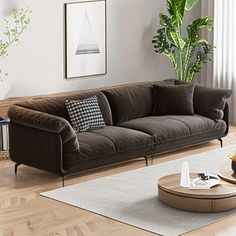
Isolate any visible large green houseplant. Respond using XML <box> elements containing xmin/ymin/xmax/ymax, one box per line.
<box><xmin>0</xmin><ymin>8</ymin><xmax>30</xmax><ymax>78</ymax></box>
<box><xmin>152</xmin><ymin>0</ymin><xmax>214</xmax><ymax>82</ymax></box>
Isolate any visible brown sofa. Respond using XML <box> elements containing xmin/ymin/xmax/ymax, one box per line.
<box><xmin>8</xmin><ymin>80</ymin><xmax>229</xmax><ymax>184</ymax></box>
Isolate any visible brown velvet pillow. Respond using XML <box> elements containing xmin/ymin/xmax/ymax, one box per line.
<box><xmin>194</xmin><ymin>85</ymin><xmax>232</xmax><ymax>120</ymax></box>
<box><xmin>153</xmin><ymin>84</ymin><xmax>195</xmax><ymax>115</ymax></box>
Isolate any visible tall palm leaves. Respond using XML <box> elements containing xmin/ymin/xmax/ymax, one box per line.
<box><xmin>152</xmin><ymin>0</ymin><xmax>213</xmax><ymax>82</ymax></box>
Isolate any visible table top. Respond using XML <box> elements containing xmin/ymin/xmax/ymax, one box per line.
<box><xmin>219</xmin><ymin>166</ymin><xmax>236</xmax><ymax>184</ymax></box>
<box><xmin>158</xmin><ymin>173</ymin><xmax>236</xmax><ymax>199</ymax></box>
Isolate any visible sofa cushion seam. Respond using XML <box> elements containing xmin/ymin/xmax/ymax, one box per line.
<box><xmin>65</xmin><ymin>144</ymin><xmax>154</xmax><ymax>163</ymax></box>
<box><xmin>154</xmin><ymin>127</ymin><xmax>226</xmax><ymax>144</ymax></box>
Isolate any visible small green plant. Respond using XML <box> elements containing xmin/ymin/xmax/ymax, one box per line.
<box><xmin>152</xmin><ymin>0</ymin><xmax>213</xmax><ymax>82</ymax></box>
<box><xmin>0</xmin><ymin>8</ymin><xmax>31</xmax><ymax>78</ymax></box>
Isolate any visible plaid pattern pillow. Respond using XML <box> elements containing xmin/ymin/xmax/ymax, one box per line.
<box><xmin>66</xmin><ymin>96</ymin><xmax>106</xmax><ymax>132</ymax></box>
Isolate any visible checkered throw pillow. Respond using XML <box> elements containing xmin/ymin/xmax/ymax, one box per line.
<box><xmin>66</xmin><ymin>96</ymin><xmax>106</xmax><ymax>132</ymax></box>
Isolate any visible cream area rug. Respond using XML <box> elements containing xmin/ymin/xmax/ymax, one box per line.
<box><xmin>41</xmin><ymin>146</ymin><xmax>236</xmax><ymax>236</ymax></box>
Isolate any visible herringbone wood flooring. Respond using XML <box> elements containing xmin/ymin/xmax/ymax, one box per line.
<box><xmin>1</xmin><ymin>127</ymin><xmax>236</xmax><ymax>236</ymax></box>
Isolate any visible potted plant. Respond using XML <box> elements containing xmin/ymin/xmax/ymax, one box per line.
<box><xmin>0</xmin><ymin>8</ymin><xmax>30</xmax><ymax>78</ymax></box>
<box><xmin>152</xmin><ymin>0</ymin><xmax>214</xmax><ymax>82</ymax></box>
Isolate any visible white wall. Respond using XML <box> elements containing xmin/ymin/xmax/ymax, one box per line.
<box><xmin>0</xmin><ymin>0</ymin><xmax>201</xmax><ymax>99</ymax></box>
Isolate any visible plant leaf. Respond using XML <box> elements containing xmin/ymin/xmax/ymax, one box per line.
<box><xmin>193</xmin><ymin>17</ymin><xmax>213</xmax><ymax>31</ymax></box>
<box><xmin>167</xmin><ymin>0</ymin><xmax>187</xmax><ymax>25</ymax></box>
<box><xmin>185</xmin><ymin>0</ymin><xmax>199</xmax><ymax>10</ymax></box>
<box><xmin>159</xmin><ymin>13</ymin><xmax>171</xmax><ymax>27</ymax></box>
<box><xmin>168</xmin><ymin>29</ymin><xmax>186</xmax><ymax>50</ymax></box>
<box><xmin>192</xmin><ymin>39</ymin><xmax>208</xmax><ymax>46</ymax></box>
<box><xmin>187</xmin><ymin>17</ymin><xmax>213</xmax><ymax>43</ymax></box>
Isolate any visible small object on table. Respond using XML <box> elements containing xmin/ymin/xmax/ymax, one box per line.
<box><xmin>190</xmin><ymin>173</ymin><xmax>221</xmax><ymax>190</ymax></box>
<box><xmin>180</xmin><ymin>161</ymin><xmax>190</xmax><ymax>188</ymax></box>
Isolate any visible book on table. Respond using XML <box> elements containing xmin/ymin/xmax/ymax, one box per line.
<box><xmin>190</xmin><ymin>173</ymin><xmax>221</xmax><ymax>190</ymax></box>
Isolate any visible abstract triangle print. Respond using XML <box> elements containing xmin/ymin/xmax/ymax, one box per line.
<box><xmin>76</xmin><ymin>10</ymin><xmax>100</xmax><ymax>55</ymax></box>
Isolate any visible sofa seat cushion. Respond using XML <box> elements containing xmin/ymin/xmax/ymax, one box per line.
<box><xmin>72</xmin><ymin>127</ymin><xmax>153</xmax><ymax>163</ymax></box>
<box><xmin>119</xmin><ymin>115</ymin><xmax>226</xmax><ymax>145</ymax></box>
<box><xmin>91</xmin><ymin>126</ymin><xmax>154</xmax><ymax>153</ymax></box>
<box><xmin>63</xmin><ymin>131</ymin><xmax>115</xmax><ymax>169</ymax></box>
<box><xmin>63</xmin><ymin>126</ymin><xmax>154</xmax><ymax>172</ymax></box>
<box><xmin>165</xmin><ymin>115</ymin><xmax>226</xmax><ymax>135</ymax></box>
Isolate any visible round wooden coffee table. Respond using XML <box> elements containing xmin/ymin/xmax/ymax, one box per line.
<box><xmin>158</xmin><ymin>173</ymin><xmax>236</xmax><ymax>212</ymax></box>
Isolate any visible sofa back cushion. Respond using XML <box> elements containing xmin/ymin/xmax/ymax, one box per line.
<box><xmin>102</xmin><ymin>83</ymin><xmax>154</xmax><ymax>125</ymax></box>
<box><xmin>17</xmin><ymin>91</ymin><xmax>113</xmax><ymax>126</ymax></box>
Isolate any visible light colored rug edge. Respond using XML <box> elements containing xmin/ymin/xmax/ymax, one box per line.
<box><xmin>41</xmin><ymin>193</ymin><xmax>165</xmax><ymax>235</ymax></box>
<box><xmin>41</xmin><ymin>192</ymin><xmax>235</xmax><ymax>236</ymax></box>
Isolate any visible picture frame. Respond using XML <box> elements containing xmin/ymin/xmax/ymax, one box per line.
<box><xmin>65</xmin><ymin>0</ymin><xmax>107</xmax><ymax>79</ymax></box>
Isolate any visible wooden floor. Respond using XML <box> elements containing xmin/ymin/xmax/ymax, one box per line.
<box><xmin>1</xmin><ymin>128</ymin><xmax>236</xmax><ymax>236</ymax></box>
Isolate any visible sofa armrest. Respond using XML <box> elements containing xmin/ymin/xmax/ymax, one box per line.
<box><xmin>223</xmin><ymin>102</ymin><xmax>229</xmax><ymax>136</ymax></box>
<box><xmin>9</xmin><ymin>122</ymin><xmax>65</xmax><ymax>175</ymax></box>
<box><xmin>8</xmin><ymin>105</ymin><xmax>80</xmax><ymax>175</ymax></box>
<box><xmin>8</xmin><ymin>105</ymin><xmax>79</xmax><ymax>149</ymax></box>
<box><xmin>174</xmin><ymin>80</ymin><xmax>232</xmax><ymax>122</ymax></box>
<box><xmin>193</xmin><ymin>85</ymin><xmax>232</xmax><ymax>121</ymax></box>
<box><xmin>9</xmin><ymin>105</ymin><xmax>71</xmax><ymax>134</ymax></box>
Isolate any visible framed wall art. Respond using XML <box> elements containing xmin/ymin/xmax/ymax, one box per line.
<box><xmin>65</xmin><ymin>0</ymin><xmax>106</xmax><ymax>79</ymax></box>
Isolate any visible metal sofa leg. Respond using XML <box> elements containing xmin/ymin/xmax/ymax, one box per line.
<box><xmin>62</xmin><ymin>176</ymin><xmax>65</xmax><ymax>187</ymax></box>
<box><xmin>15</xmin><ymin>163</ymin><xmax>20</xmax><ymax>174</ymax></box>
<box><xmin>144</xmin><ymin>156</ymin><xmax>154</xmax><ymax>166</ymax></box>
<box><xmin>145</xmin><ymin>157</ymin><xmax>149</xmax><ymax>166</ymax></box>
<box><xmin>218</xmin><ymin>138</ymin><xmax>223</xmax><ymax>148</ymax></box>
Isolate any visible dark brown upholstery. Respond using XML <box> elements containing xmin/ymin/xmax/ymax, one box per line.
<box><xmin>64</xmin><ymin>127</ymin><xmax>154</xmax><ymax>170</ymax></box>
<box><xmin>102</xmin><ymin>84</ymin><xmax>154</xmax><ymax>125</ymax></box>
<box><xmin>153</xmin><ymin>84</ymin><xmax>195</xmax><ymax>115</ymax></box>
<box><xmin>17</xmin><ymin>91</ymin><xmax>113</xmax><ymax>126</ymax></box>
<box><xmin>102</xmin><ymin>80</ymin><xmax>178</xmax><ymax>125</ymax></box>
<box><xmin>9</xmin><ymin>122</ymin><xmax>65</xmax><ymax>175</ymax></box>
<box><xmin>8</xmin><ymin>104</ymin><xmax>79</xmax><ymax>153</ymax></box>
<box><xmin>194</xmin><ymin>85</ymin><xmax>232</xmax><ymax>120</ymax></box>
<box><xmin>174</xmin><ymin>80</ymin><xmax>232</xmax><ymax>121</ymax></box>
<box><xmin>119</xmin><ymin>115</ymin><xmax>226</xmax><ymax>145</ymax></box>
<box><xmin>8</xmin><ymin>80</ymin><xmax>231</xmax><ymax>178</ymax></box>
<box><xmin>120</xmin><ymin>116</ymin><xmax>190</xmax><ymax>144</ymax></box>
<box><xmin>165</xmin><ymin>115</ymin><xmax>226</xmax><ymax>134</ymax></box>
<box><xmin>152</xmin><ymin>79</ymin><xmax>176</xmax><ymax>86</ymax></box>
<box><xmin>91</xmin><ymin>126</ymin><xmax>153</xmax><ymax>152</ymax></box>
